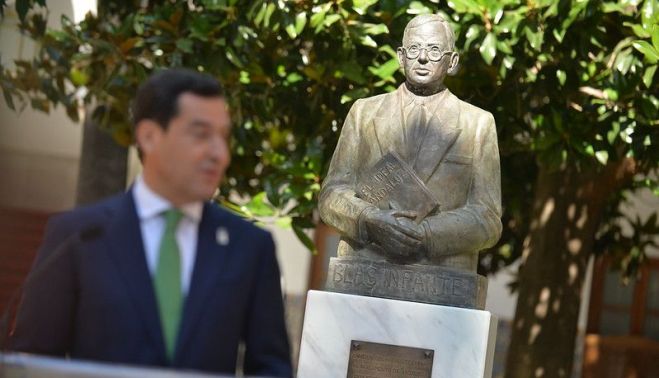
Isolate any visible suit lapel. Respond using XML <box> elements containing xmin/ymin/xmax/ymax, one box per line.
<box><xmin>372</xmin><ymin>88</ymin><xmax>406</xmax><ymax>158</ymax></box>
<box><xmin>175</xmin><ymin>203</ymin><xmax>231</xmax><ymax>358</ymax></box>
<box><xmin>104</xmin><ymin>193</ymin><xmax>167</xmax><ymax>361</ymax></box>
<box><xmin>414</xmin><ymin>90</ymin><xmax>462</xmax><ymax>183</ymax></box>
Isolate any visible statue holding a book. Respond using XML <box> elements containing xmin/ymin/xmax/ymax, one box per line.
<box><xmin>318</xmin><ymin>14</ymin><xmax>502</xmax><ymax>308</ymax></box>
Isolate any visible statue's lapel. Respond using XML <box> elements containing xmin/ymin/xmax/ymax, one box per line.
<box><xmin>371</xmin><ymin>88</ymin><xmax>406</xmax><ymax>158</ymax></box>
<box><xmin>413</xmin><ymin>90</ymin><xmax>462</xmax><ymax>183</ymax></box>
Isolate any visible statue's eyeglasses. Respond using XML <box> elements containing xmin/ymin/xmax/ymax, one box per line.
<box><xmin>402</xmin><ymin>45</ymin><xmax>452</xmax><ymax>61</ymax></box>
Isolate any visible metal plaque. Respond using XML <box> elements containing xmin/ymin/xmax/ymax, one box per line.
<box><xmin>346</xmin><ymin>340</ymin><xmax>434</xmax><ymax>378</ymax></box>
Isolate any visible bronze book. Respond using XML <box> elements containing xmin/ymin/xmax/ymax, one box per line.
<box><xmin>356</xmin><ymin>151</ymin><xmax>439</xmax><ymax>223</ymax></box>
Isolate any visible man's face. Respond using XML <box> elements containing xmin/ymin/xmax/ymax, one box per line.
<box><xmin>139</xmin><ymin>93</ymin><xmax>231</xmax><ymax>205</ymax></box>
<box><xmin>398</xmin><ymin>21</ymin><xmax>454</xmax><ymax>90</ymax></box>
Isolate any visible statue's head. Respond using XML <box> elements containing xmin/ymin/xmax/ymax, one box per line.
<box><xmin>397</xmin><ymin>14</ymin><xmax>459</xmax><ymax>95</ymax></box>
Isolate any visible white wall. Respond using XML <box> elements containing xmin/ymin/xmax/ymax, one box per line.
<box><xmin>484</xmin><ymin>262</ymin><xmax>519</xmax><ymax>320</ymax></box>
<box><xmin>266</xmin><ymin>226</ymin><xmax>311</xmax><ymax>296</ymax></box>
<box><xmin>0</xmin><ymin>1</ymin><xmax>85</xmax><ymax>211</ymax></box>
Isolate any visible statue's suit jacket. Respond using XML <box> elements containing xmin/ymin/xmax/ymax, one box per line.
<box><xmin>11</xmin><ymin>191</ymin><xmax>292</xmax><ymax>377</ymax></box>
<box><xmin>319</xmin><ymin>85</ymin><xmax>502</xmax><ymax>271</ymax></box>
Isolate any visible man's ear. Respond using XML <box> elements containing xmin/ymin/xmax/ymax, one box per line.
<box><xmin>447</xmin><ymin>52</ymin><xmax>460</xmax><ymax>76</ymax></box>
<box><xmin>397</xmin><ymin>47</ymin><xmax>406</xmax><ymax>70</ymax></box>
<box><xmin>134</xmin><ymin>120</ymin><xmax>162</xmax><ymax>156</ymax></box>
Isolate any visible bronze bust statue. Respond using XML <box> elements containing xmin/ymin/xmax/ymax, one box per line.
<box><xmin>319</xmin><ymin>13</ymin><xmax>502</xmax><ymax>277</ymax></box>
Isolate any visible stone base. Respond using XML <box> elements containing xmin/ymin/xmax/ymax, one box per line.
<box><xmin>297</xmin><ymin>290</ymin><xmax>497</xmax><ymax>378</ymax></box>
<box><xmin>325</xmin><ymin>257</ymin><xmax>488</xmax><ymax>309</ymax></box>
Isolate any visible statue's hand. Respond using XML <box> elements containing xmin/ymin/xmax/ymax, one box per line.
<box><xmin>361</xmin><ymin>208</ymin><xmax>425</xmax><ymax>263</ymax></box>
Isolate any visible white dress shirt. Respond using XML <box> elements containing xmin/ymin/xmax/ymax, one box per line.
<box><xmin>132</xmin><ymin>175</ymin><xmax>202</xmax><ymax>295</ymax></box>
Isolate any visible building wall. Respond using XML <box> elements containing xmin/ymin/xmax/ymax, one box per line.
<box><xmin>0</xmin><ymin>2</ymin><xmax>83</xmax><ymax>212</ymax></box>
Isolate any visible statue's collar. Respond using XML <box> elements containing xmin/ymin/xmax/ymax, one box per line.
<box><xmin>399</xmin><ymin>83</ymin><xmax>449</xmax><ymax>108</ymax></box>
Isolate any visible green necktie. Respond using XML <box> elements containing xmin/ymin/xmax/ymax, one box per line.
<box><xmin>154</xmin><ymin>208</ymin><xmax>184</xmax><ymax>360</ymax></box>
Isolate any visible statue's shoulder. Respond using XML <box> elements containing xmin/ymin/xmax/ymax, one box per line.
<box><xmin>452</xmin><ymin>93</ymin><xmax>495</xmax><ymax>123</ymax></box>
<box><xmin>352</xmin><ymin>91</ymin><xmax>391</xmax><ymax>108</ymax></box>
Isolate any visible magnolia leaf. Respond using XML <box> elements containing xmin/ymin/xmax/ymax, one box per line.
<box><xmin>614</xmin><ymin>49</ymin><xmax>635</xmax><ymax>74</ymax></box>
<box><xmin>244</xmin><ymin>192</ymin><xmax>275</xmax><ymax>217</ymax></box>
<box><xmin>285</xmin><ymin>24</ymin><xmax>297</xmax><ymax>38</ymax></box>
<box><xmin>359</xmin><ymin>35</ymin><xmax>377</xmax><ymax>48</ymax></box>
<box><xmin>70</xmin><ymin>67</ymin><xmax>89</xmax><ymax>86</ymax></box>
<box><xmin>119</xmin><ymin>37</ymin><xmax>141</xmax><ymax>53</ymax></box>
<box><xmin>3</xmin><ymin>89</ymin><xmax>16</xmax><ymax>111</ymax></box>
<box><xmin>595</xmin><ymin>150</ymin><xmax>609</xmax><ymax>165</ymax></box>
<box><xmin>525</xmin><ymin>26</ymin><xmax>544</xmax><ymax>51</ymax></box>
<box><xmin>254</xmin><ymin>3</ymin><xmax>267</xmax><ymax>26</ymax></box>
<box><xmin>480</xmin><ymin>33</ymin><xmax>497</xmax><ymax>64</ymax></box>
<box><xmin>15</xmin><ymin>0</ymin><xmax>30</xmax><ymax>21</ymax></box>
<box><xmin>624</xmin><ymin>22</ymin><xmax>650</xmax><ymax>38</ymax></box>
<box><xmin>286</xmin><ymin>72</ymin><xmax>303</xmax><ymax>83</ymax></box>
<box><xmin>309</xmin><ymin>4</ymin><xmax>329</xmax><ymax>29</ymax></box>
<box><xmin>336</xmin><ymin>61</ymin><xmax>366</xmax><ymax>84</ymax></box>
<box><xmin>633</xmin><ymin>40</ymin><xmax>659</xmax><ymax>63</ymax></box>
<box><xmin>378</xmin><ymin>45</ymin><xmax>398</xmax><ymax>59</ymax></box>
<box><xmin>604</xmin><ymin>88</ymin><xmax>619</xmax><ymax>101</ymax></box>
<box><xmin>553</xmin><ymin>28</ymin><xmax>566</xmax><ymax>43</ymax></box>
<box><xmin>275</xmin><ymin>216</ymin><xmax>292</xmax><ymax>229</ymax></box>
<box><xmin>30</xmin><ymin>97</ymin><xmax>50</xmax><ymax>113</ymax></box>
<box><xmin>562</xmin><ymin>3</ymin><xmax>587</xmax><ymax>30</ymax></box>
<box><xmin>352</xmin><ymin>0</ymin><xmax>378</xmax><ymax>15</ymax></box>
<box><xmin>641</xmin><ymin>0</ymin><xmax>658</xmax><ymax>30</ymax></box>
<box><xmin>368</xmin><ymin>58</ymin><xmax>399</xmax><ymax>80</ymax></box>
<box><xmin>643</xmin><ymin>64</ymin><xmax>657</xmax><ymax>87</ymax></box>
<box><xmin>556</xmin><ymin>69</ymin><xmax>566</xmax><ymax>86</ymax></box>
<box><xmin>408</xmin><ymin>1</ymin><xmax>432</xmax><ymax>15</ymax></box>
<box><xmin>239</xmin><ymin>70</ymin><xmax>250</xmax><ymax>84</ymax></box>
<box><xmin>324</xmin><ymin>14</ymin><xmax>341</xmax><ymax>27</ymax></box>
<box><xmin>295</xmin><ymin>11</ymin><xmax>307</xmax><ymax>34</ymax></box>
<box><xmin>341</xmin><ymin>88</ymin><xmax>369</xmax><ymax>104</ymax></box>
<box><xmin>264</xmin><ymin>3</ymin><xmax>276</xmax><ymax>27</ymax></box>
<box><xmin>176</xmin><ymin>38</ymin><xmax>193</xmax><ymax>53</ymax></box>
<box><xmin>225</xmin><ymin>47</ymin><xmax>244</xmax><ymax>68</ymax></box>
<box><xmin>446</xmin><ymin>0</ymin><xmax>482</xmax><ymax>14</ymax></box>
<box><xmin>364</xmin><ymin>23</ymin><xmax>389</xmax><ymax>35</ymax></box>
<box><xmin>603</xmin><ymin>2</ymin><xmax>633</xmax><ymax>14</ymax></box>
<box><xmin>292</xmin><ymin>223</ymin><xmax>315</xmax><ymax>252</ymax></box>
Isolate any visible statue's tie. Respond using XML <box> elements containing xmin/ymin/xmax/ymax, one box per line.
<box><xmin>406</xmin><ymin>103</ymin><xmax>428</xmax><ymax>164</ymax></box>
<box><xmin>154</xmin><ymin>208</ymin><xmax>184</xmax><ymax>361</ymax></box>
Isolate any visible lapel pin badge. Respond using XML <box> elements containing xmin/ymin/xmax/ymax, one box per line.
<box><xmin>216</xmin><ymin>227</ymin><xmax>229</xmax><ymax>246</ymax></box>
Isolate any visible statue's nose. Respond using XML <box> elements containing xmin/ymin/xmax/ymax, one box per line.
<box><xmin>418</xmin><ymin>48</ymin><xmax>429</xmax><ymax>63</ymax></box>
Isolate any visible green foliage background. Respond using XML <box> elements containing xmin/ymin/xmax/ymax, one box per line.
<box><xmin>1</xmin><ymin>0</ymin><xmax>657</xmax><ymax>268</ymax></box>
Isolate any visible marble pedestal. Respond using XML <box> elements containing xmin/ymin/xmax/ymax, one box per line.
<box><xmin>297</xmin><ymin>290</ymin><xmax>497</xmax><ymax>378</ymax></box>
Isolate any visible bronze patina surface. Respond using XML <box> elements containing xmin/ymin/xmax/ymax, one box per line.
<box><xmin>319</xmin><ymin>14</ymin><xmax>502</xmax><ymax>308</ymax></box>
<box><xmin>326</xmin><ymin>257</ymin><xmax>487</xmax><ymax>309</ymax></box>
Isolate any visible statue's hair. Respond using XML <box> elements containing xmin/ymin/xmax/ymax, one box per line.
<box><xmin>402</xmin><ymin>14</ymin><xmax>455</xmax><ymax>51</ymax></box>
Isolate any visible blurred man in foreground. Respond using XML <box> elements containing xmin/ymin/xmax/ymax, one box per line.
<box><xmin>11</xmin><ymin>68</ymin><xmax>292</xmax><ymax>377</ymax></box>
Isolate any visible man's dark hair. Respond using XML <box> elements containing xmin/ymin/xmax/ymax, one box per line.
<box><xmin>132</xmin><ymin>68</ymin><xmax>224</xmax><ymax>129</ymax></box>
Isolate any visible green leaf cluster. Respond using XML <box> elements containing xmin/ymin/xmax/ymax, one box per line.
<box><xmin>442</xmin><ymin>0</ymin><xmax>658</xmax><ymax>273</ymax></box>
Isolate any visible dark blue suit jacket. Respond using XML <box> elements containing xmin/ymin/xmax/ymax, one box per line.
<box><xmin>10</xmin><ymin>191</ymin><xmax>292</xmax><ymax>377</ymax></box>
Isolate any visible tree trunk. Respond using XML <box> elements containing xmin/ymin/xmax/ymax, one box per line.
<box><xmin>504</xmin><ymin>159</ymin><xmax>635</xmax><ymax>378</ymax></box>
<box><xmin>75</xmin><ymin>117</ymin><xmax>128</xmax><ymax>206</ymax></box>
